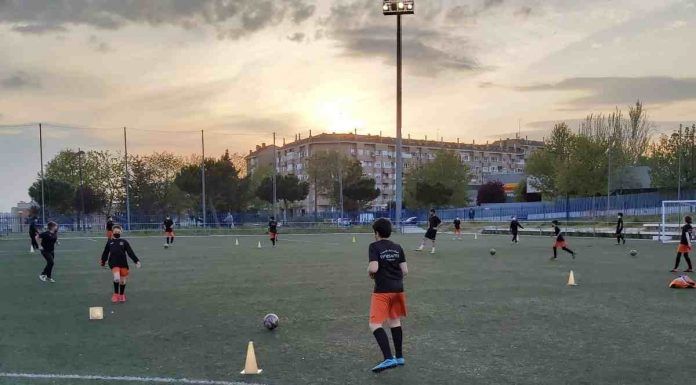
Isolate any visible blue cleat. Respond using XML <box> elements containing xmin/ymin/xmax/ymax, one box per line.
<box><xmin>371</xmin><ymin>358</ymin><xmax>398</xmax><ymax>373</ymax></box>
<box><xmin>395</xmin><ymin>357</ymin><xmax>405</xmax><ymax>366</ymax></box>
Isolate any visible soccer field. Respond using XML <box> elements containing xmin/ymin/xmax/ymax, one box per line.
<box><xmin>1</xmin><ymin>232</ymin><xmax>695</xmax><ymax>385</ymax></box>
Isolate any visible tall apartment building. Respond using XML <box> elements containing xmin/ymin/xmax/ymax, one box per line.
<box><xmin>246</xmin><ymin>132</ymin><xmax>543</xmax><ymax>214</ymax></box>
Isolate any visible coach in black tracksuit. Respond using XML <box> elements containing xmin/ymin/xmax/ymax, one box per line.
<box><xmin>29</xmin><ymin>218</ymin><xmax>39</xmax><ymax>251</ymax></box>
<box><xmin>510</xmin><ymin>217</ymin><xmax>524</xmax><ymax>243</ymax></box>
<box><xmin>38</xmin><ymin>221</ymin><xmax>58</xmax><ymax>282</ymax></box>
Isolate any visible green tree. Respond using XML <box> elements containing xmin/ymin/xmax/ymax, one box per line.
<box><xmin>255</xmin><ymin>174</ymin><xmax>310</xmax><ymax>216</ymax></box>
<box><xmin>405</xmin><ymin>150</ymin><xmax>470</xmax><ymax>208</ymax></box>
<box><xmin>306</xmin><ymin>151</ymin><xmax>378</xmax><ymax>210</ymax></box>
<box><xmin>647</xmin><ymin>124</ymin><xmax>696</xmax><ymax>189</ymax></box>
<box><xmin>129</xmin><ymin>152</ymin><xmax>190</xmax><ymax>215</ymax></box>
<box><xmin>28</xmin><ymin>178</ymin><xmax>75</xmax><ymax>214</ymax></box>
<box><xmin>343</xmin><ymin>177</ymin><xmax>381</xmax><ymax>211</ymax></box>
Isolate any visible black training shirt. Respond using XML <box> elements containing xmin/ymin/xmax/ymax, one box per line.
<box><xmin>616</xmin><ymin>218</ymin><xmax>624</xmax><ymax>233</ymax></box>
<box><xmin>269</xmin><ymin>220</ymin><xmax>277</xmax><ymax>233</ymax></box>
<box><xmin>553</xmin><ymin>225</ymin><xmax>565</xmax><ymax>242</ymax></box>
<box><xmin>164</xmin><ymin>219</ymin><xmax>174</xmax><ymax>231</ymax></box>
<box><xmin>369</xmin><ymin>239</ymin><xmax>406</xmax><ymax>293</ymax></box>
<box><xmin>681</xmin><ymin>224</ymin><xmax>693</xmax><ymax>245</ymax></box>
<box><xmin>29</xmin><ymin>222</ymin><xmax>38</xmax><ymax>236</ymax></box>
<box><xmin>101</xmin><ymin>237</ymin><xmax>139</xmax><ymax>268</ymax></box>
<box><xmin>453</xmin><ymin>219</ymin><xmax>461</xmax><ymax>229</ymax></box>
<box><xmin>39</xmin><ymin>231</ymin><xmax>58</xmax><ymax>253</ymax></box>
<box><xmin>510</xmin><ymin>220</ymin><xmax>524</xmax><ymax>232</ymax></box>
<box><xmin>428</xmin><ymin>215</ymin><xmax>441</xmax><ymax>230</ymax></box>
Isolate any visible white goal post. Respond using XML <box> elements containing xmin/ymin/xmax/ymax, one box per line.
<box><xmin>661</xmin><ymin>200</ymin><xmax>696</xmax><ymax>243</ymax></box>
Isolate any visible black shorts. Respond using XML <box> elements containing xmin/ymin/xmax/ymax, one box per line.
<box><xmin>425</xmin><ymin>228</ymin><xmax>437</xmax><ymax>240</ymax></box>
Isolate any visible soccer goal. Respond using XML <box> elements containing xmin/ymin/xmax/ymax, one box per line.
<box><xmin>660</xmin><ymin>200</ymin><xmax>696</xmax><ymax>243</ymax></box>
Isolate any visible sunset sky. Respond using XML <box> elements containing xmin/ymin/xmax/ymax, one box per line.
<box><xmin>2</xmin><ymin>0</ymin><xmax>696</xmax><ymax>210</ymax></box>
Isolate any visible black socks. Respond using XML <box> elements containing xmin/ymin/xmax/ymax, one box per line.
<box><xmin>391</xmin><ymin>327</ymin><xmax>403</xmax><ymax>358</ymax></box>
<box><xmin>119</xmin><ymin>284</ymin><xmax>126</xmax><ymax>295</ymax></box>
<box><xmin>113</xmin><ymin>282</ymin><xmax>119</xmax><ymax>294</ymax></box>
<box><xmin>373</xmin><ymin>328</ymin><xmax>392</xmax><ymax>360</ymax></box>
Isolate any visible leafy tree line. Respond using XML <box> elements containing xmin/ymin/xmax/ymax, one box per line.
<box><xmin>525</xmin><ymin>101</ymin><xmax>653</xmax><ymax>198</ymax></box>
<box><xmin>28</xmin><ymin>147</ymin><xmax>478</xmax><ymax>220</ymax></box>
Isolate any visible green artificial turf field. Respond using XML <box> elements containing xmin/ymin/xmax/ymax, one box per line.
<box><xmin>1</xmin><ymin>232</ymin><xmax>696</xmax><ymax>385</ymax></box>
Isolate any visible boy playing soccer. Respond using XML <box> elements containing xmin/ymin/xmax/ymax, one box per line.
<box><xmin>416</xmin><ymin>209</ymin><xmax>441</xmax><ymax>254</ymax></box>
<box><xmin>615</xmin><ymin>213</ymin><xmax>626</xmax><ymax>245</ymax></box>
<box><xmin>101</xmin><ymin>225</ymin><xmax>141</xmax><ymax>303</ymax></box>
<box><xmin>453</xmin><ymin>217</ymin><xmax>462</xmax><ymax>240</ymax></box>
<box><xmin>510</xmin><ymin>216</ymin><xmax>524</xmax><ymax>243</ymax></box>
<box><xmin>367</xmin><ymin>218</ymin><xmax>408</xmax><ymax>373</ymax></box>
<box><xmin>268</xmin><ymin>216</ymin><xmax>278</xmax><ymax>247</ymax></box>
<box><xmin>671</xmin><ymin>216</ymin><xmax>693</xmax><ymax>273</ymax></box>
<box><xmin>551</xmin><ymin>220</ymin><xmax>575</xmax><ymax>260</ymax></box>
<box><xmin>106</xmin><ymin>216</ymin><xmax>114</xmax><ymax>239</ymax></box>
<box><xmin>37</xmin><ymin>221</ymin><xmax>58</xmax><ymax>282</ymax></box>
<box><xmin>163</xmin><ymin>216</ymin><xmax>175</xmax><ymax>246</ymax></box>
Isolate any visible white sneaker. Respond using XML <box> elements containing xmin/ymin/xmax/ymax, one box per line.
<box><xmin>39</xmin><ymin>274</ymin><xmax>47</xmax><ymax>282</ymax></box>
<box><xmin>48</xmin><ymin>278</ymin><xmax>55</xmax><ymax>283</ymax></box>
<box><xmin>430</xmin><ymin>249</ymin><xmax>436</xmax><ymax>254</ymax></box>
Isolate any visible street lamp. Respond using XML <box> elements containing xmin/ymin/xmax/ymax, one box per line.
<box><xmin>77</xmin><ymin>149</ymin><xmax>86</xmax><ymax>231</ymax></box>
<box><xmin>382</xmin><ymin>0</ymin><xmax>414</xmax><ymax>232</ymax></box>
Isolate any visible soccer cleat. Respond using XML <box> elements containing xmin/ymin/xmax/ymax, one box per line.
<box><xmin>119</xmin><ymin>294</ymin><xmax>127</xmax><ymax>302</ymax></box>
<box><xmin>111</xmin><ymin>293</ymin><xmax>120</xmax><ymax>303</ymax></box>
<box><xmin>371</xmin><ymin>358</ymin><xmax>398</xmax><ymax>373</ymax></box>
<box><xmin>430</xmin><ymin>249</ymin><xmax>436</xmax><ymax>254</ymax></box>
<box><xmin>550</xmin><ymin>257</ymin><xmax>557</xmax><ymax>261</ymax></box>
<box><xmin>670</xmin><ymin>269</ymin><xmax>679</xmax><ymax>272</ymax></box>
<box><xmin>685</xmin><ymin>269</ymin><xmax>694</xmax><ymax>273</ymax></box>
<box><xmin>395</xmin><ymin>357</ymin><xmax>405</xmax><ymax>366</ymax></box>
<box><xmin>48</xmin><ymin>278</ymin><xmax>55</xmax><ymax>283</ymax></box>
<box><xmin>39</xmin><ymin>274</ymin><xmax>47</xmax><ymax>282</ymax></box>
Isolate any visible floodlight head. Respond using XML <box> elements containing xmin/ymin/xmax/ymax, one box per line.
<box><xmin>383</xmin><ymin>0</ymin><xmax>414</xmax><ymax>15</ymax></box>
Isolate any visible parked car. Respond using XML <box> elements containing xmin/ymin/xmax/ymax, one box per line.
<box><xmin>404</xmin><ymin>216</ymin><xmax>418</xmax><ymax>225</ymax></box>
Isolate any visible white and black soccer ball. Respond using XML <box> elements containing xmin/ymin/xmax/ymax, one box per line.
<box><xmin>164</xmin><ymin>244</ymin><xmax>169</xmax><ymax>249</ymax></box>
<box><xmin>489</xmin><ymin>248</ymin><xmax>496</xmax><ymax>256</ymax></box>
<box><xmin>263</xmin><ymin>313</ymin><xmax>279</xmax><ymax>330</ymax></box>
<box><xmin>629</xmin><ymin>249</ymin><xmax>638</xmax><ymax>257</ymax></box>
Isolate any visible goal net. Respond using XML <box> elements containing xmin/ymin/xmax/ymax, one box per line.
<box><xmin>661</xmin><ymin>200</ymin><xmax>696</xmax><ymax>243</ymax></box>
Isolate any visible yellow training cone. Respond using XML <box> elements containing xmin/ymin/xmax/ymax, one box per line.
<box><xmin>257</xmin><ymin>241</ymin><xmax>262</xmax><ymax>249</ymax></box>
<box><xmin>567</xmin><ymin>270</ymin><xmax>578</xmax><ymax>286</ymax></box>
<box><xmin>89</xmin><ymin>307</ymin><xmax>104</xmax><ymax>320</ymax></box>
<box><xmin>235</xmin><ymin>238</ymin><xmax>239</xmax><ymax>246</ymax></box>
<box><xmin>240</xmin><ymin>341</ymin><xmax>263</xmax><ymax>375</ymax></box>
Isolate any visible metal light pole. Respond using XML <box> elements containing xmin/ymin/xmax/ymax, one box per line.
<box><xmin>123</xmin><ymin>127</ymin><xmax>132</xmax><ymax>231</ymax></box>
<box><xmin>383</xmin><ymin>0</ymin><xmax>414</xmax><ymax>232</ymax></box>
<box><xmin>77</xmin><ymin>149</ymin><xmax>86</xmax><ymax>231</ymax></box>
<box><xmin>607</xmin><ymin>143</ymin><xmax>611</xmax><ymax>220</ymax></box>
<box><xmin>39</xmin><ymin>123</ymin><xmax>46</xmax><ymax>225</ymax></box>
<box><xmin>201</xmin><ymin>130</ymin><xmax>206</xmax><ymax>229</ymax></box>
<box><xmin>678</xmin><ymin>124</ymin><xmax>683</xmax><ymax>200</ymax></box>
<box><xmin>272</xmin><ymin>132</ymin><xmax>278</xmax><ymax>220</ymax></box>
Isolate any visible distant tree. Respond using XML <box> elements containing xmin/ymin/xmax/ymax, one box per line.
<box><xmin>405</xmin><ymin>150</ymin><xmax>470</xmax><ymax>208</ymax></box>
<box><xmin>255</xmin><ymin>174</ymin><xmax>310</xmax><ymax>218</ymax></box>
<box><xmin>28</xmin><ymin>178</ymin><xmax>75</xmax><ymax>214</ymax></box>
<box><xmin>477</xmin><ymin>181</ymin><xmax>506</xmax><ymax>205</ymax></box>
<box><xmin>343</xmin><ymin>177</ymin><xmax>381</xmax><ymax>210</ymax></box>
<box><xmin>73</xmin><ymin>186</ymin><xmax>107</xmax><ymax>215</ymax></box>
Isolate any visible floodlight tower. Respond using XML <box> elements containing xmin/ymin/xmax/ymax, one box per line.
<box><xmin>383</xmin><ymin>0</ymin><xmax>413</xmax><ymax>231</ymax></box>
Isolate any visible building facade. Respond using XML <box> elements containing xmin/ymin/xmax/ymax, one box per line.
<box><xmin>245</xmin><ymin>133</ymin><xmax>543</xmax><ymax>214</ymax></box>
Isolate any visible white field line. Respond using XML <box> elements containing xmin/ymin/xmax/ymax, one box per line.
<box><xmin>0</xmin><ymin>372</ymin><xmax>266</xmax><ymax>385</ymax></box>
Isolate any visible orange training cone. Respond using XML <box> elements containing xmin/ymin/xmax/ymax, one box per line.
<box><xmin>240</xmin><ymin>341</ymin><xmax>263</xmax><ymax>375</ymax></box>
<box><xmin>567</xmin><ymin>270</ymin><xmax>577</xmax><ymax>286</ymax></box>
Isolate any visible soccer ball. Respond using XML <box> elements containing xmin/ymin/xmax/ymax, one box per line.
<box><xmin>164</xmin><ymin>244</ymin><xmax>169</xmax><ymax>249</ymax></box>
<box><xmin>629</xmin><ymin>250</ymin><xmax>638</xmax><ymax>257</ymax></box>
<box><xmin>263</xmin><ymin>313</ymin><xmax>279</xmax><ymax>330</ymax></box>
<box><xmin>489</xmin><ymin>248</ymin><xmax>496</xmax><ymax>256</ymax></box>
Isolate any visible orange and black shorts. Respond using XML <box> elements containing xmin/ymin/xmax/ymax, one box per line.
<box><xmin>554</xmin><ymin>241</ymin><xmax>567</xmax><ymax>248</ymax></box>
<box><xmin>106</xmin><ymin>230</ymin><xmax>113</xmax><ymax>239</ymax></box>
<box><xmin>165</xmin><ymin>230</ymin><xmax>174</xmax><ymax>237</ymax></box>
<box><xmin>111</xmin><ymin>267</ymin><xmax>129</xmax><ymax>277</ymax></box>
<box><xmin>677</xmin><ymin>244</ymin><xmax>692</xmax><ymax>253</ymax></box>
<box><xmin>369</xmin><ymin>292</ymin><xmax>407</xmax><ymax>324</ymax></box>
<box><xmin>269</xmin><ymin>232</ymin><xmax>277</xmax><ymax>240</ymax></box>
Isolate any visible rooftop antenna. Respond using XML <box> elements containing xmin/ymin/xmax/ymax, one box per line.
<box><xmin>517</xmin><ymin>118</ymin><xmax>521</xmax><ymax>140</ymax></box>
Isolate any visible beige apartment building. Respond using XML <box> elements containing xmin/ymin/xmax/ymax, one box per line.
<box><xmin>246</xmin><ymin>132</ymin><xmax>543</xmax><ymax>214</ymax></box>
